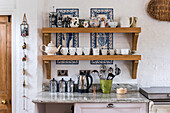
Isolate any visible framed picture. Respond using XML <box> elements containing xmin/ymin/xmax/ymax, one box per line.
<box><xmin>90</xmin><ymin>8</ymin><xmax>114</xmax><ymax>65</ymax></box>
<box><xmin>56</xmin><ymin>8</ymin><xmax>79</xmax><ymax>65</ymax></box>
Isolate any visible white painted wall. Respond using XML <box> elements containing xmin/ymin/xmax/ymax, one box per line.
<box><xmin>1</xmin><ymin>0</ymin><xmax>170</xmax><ymax>113</ymax></box>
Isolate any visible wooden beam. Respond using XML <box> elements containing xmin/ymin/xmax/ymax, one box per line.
<box><xmin>42</xmin><ymin>55</ymin><xmax>141</xmax><ymax>61</ymax></box>
<box><xmin>42</xmin><ymin>27</ymin><xmax>141</xmax><ymax>34</ymax></box>
<box><xmin>44</xmin><ymin>34</ymin><xmax>51</xmax><ymax>79</ymax></box>
<box><xmin>132</xmin><ymin>33</ymin><xmax>139</xmax><ymax>51</ymax></box>
<box><xmin>132</xmin><ymin>60</ymin><xmax>139</xmax><ymax>79</ymax></box>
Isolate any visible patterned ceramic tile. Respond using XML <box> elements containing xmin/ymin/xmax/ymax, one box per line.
<box><xmin>90</xmin><ymin>8</ymin><xmax>114</xmax><ymax>65</ymax></box>
<box><xmin>56</xmin><ymin>8</ymin><xmax>79</xmax><ymax>65</ymax></box>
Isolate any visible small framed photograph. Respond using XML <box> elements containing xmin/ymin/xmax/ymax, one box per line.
<box><xmin>20</xmin><ymin>24</ymin><xmax>29</xmax><ymax>36</ymax></box>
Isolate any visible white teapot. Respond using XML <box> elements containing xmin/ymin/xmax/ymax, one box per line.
<box><xmin>40</xmin><ymin>41</ymin><xmax>61</xmax><ymax>55</ymax></box>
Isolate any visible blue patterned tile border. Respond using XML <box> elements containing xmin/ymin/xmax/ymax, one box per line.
<box><xmin>90</xmin><ymin>8</ymin><xmax>114</xmax><ymax>65</ymax></box>
<box><xmin>56</xmin><ymin>8</ymin><xmax>79</xmax><ymax>65</ymax></box>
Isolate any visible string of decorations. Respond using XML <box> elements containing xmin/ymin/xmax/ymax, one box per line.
<box><xmin>20</xmin><ymin>13</ymin><xmax>29</xmax><ymax>112</ymax></box>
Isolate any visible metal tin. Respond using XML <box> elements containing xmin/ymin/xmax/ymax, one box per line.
<box><xmin>59</xmin><ymin>78</ymin><xmax>66</xmax><ymax>93</ymax></box>
<box><xmin>67</xmin><ymin>78</ymin><xmax>74</xmax><ymax>93</ymax></box>
<box><xmin>49</xmin><ymin>12</ymin><xmax>58</xmax><ymax>28</ymax></box>
<box><xmin>50</xmin><ymin>78</ymin><xmax>57</xmax><ymax>93</ymax></box>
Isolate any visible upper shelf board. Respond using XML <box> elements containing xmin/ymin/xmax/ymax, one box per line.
<box><xmin>42</xmin><ymin>27</ymin><xmax>141</xmax><ymax>34</ymax></box>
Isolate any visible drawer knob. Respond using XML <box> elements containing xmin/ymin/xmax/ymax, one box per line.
<box><xmin>107</xmin><ymin>103</ymin><xmax>114</xmax><ymax>108</ymax></box>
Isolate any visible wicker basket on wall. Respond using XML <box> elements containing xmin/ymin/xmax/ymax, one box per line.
<box><xmin>147</xmin><ymin>0</ymin><xmax>170</xmax><ymax>21</ymax></box>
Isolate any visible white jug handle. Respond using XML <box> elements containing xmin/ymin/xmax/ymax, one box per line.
<box><xmin>129</xmin><ymin>17</ymin><xmax>134</xmax><ymax>27</ymax></box>
<box><xmin>60</xmin><ymin>48</ymin><xmax>63</xmax><ymax>54</ymax></box>
<box><xmin>40</xmin><ymin>45</ymin><xmax>46</xmax><ymax>52</ymax></box>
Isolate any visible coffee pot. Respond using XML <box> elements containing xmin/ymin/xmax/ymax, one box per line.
<box><xmin>78</xmin><ymin>71</ymin><xmax>93</xmax><ymax>93</ymax></box>
<box><xmin>40</xmin><ymin>41</ymin><xmax>61</xmax><ymax>55</ymax></box>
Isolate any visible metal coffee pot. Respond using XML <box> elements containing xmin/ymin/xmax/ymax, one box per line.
<box><xmin>67</xmin><ymin>78</ymin><xmax>74</xmax><ymax>93</ymax></box>
<box><xmin>78</xmin><ymin>71</ymin><xmax>93</xmax><ymax>93</ymax></box>
<box><xmin>59</xmin><ymin>78</ymin><xmax>66</xmax><ymax>93</ymax></box>
<box><xmin>50</xmin><ymin>78</ymin><xmax>57</xmax><ymax>93</ymax></box>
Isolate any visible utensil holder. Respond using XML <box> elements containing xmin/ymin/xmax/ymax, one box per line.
<box><xmin>100</xmin><ymin>79</ymin><xmax>112</xmax><ymax>94</ymax></box>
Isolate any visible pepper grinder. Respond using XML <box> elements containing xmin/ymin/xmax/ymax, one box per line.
<box><xmin>50</xmin><ymin>78</ymin><xmax>57</xmax><ymax>93</ymax></box>
<box><xmin>59</xmin><ymin>78</ymin><xmax>66</xmax><ymax>93</ymax></box>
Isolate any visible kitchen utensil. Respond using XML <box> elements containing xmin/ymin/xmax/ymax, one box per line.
<box><xmin>50</xmin><ymin>78</ymin><xmax>57</xmax><ymax>93</ymax></box>
<box><xmin>76</xmin><ymin>48</ymin><xmax>83</xmax><ymax>55</ymax></box>
<box><xmin>59</xmin><ymin>78</ymin><xmax>66</xmax><ymax>93</ymax></box>
<box><xmin>93</xmin><ymin>48</ymin><xmax>100</xmax><ymax>55</ymax></box>
<box><xmin>130</xmin><ymin>17</ymin><xmax>138</xmax><ymax>27</ymax></box>
<box><xmin>109</xmin><ymin>49</ymin><xmax>115</xmax><ymax>55</ymax></box>
<box><xmin>116</xmin><ymin>88</ymin><xmax>127</xmax><ymax>94</ymax></box>
<box><xmin>69</xmin><ymin>47</ymin><xmax>76</xmax><ymax>55</ymax></box>
<box><xmin>115</xmin><ymin>49</ymin><xmax>121</xmax><ymax>55</ymax></box>
<box><xmin>100</xmin><ymin>79</ymin><xmax>112</xmax><ymax>93</ymax></box>
<box><xmin>120</xmin><ymin>49</ymin><xmax>130</xmax><ymax>55</ymax></box>
<box><xmin>101</xmin><ymin>49</ymin><xmax>108</xmax><ymax>55</ymax></box>
<box><xmin>120</xmin><ymin>17</ymin><xmax>134</xmax><ymax>28</ymax></box>
<box><xmin>100</xmin><ymin>65</ymin><xmax>107</xmax><ymax>71</ymax></box>
<box><xmin>108</xmin><ymin>21</ymin><xmax>118</xmax><ymax>28</ymax></box>
<box><xmin>83</xmin><ymin>48</ymin><xmax>90</xmax><ymax>55</ymax></box>
<box><xmin>78</xmin><ymin>71</ymin><xmax>93</xmax><ymax>93</ymax></box>
<box><xmin>83</xmin><ymin>20</ymin><xmax>89</xmax><ymax>28</ymax></box>
<box><xmin>115</xmin><ymin>64</ymin><xmax>121</xmax><ymax>75</ymax></box>
<box><xmin>67</xmin><ymin>78</ymin><xmax>74</xmax><ymax>93</ymax></box>
<box><xmin>91</xmin><ymin>70</ymin><xmax>99</xmax><ymax>76</ymax></box>
<box><xmin>90</xmin><ymin>17</ymin><xmax>100</xmax><ymax>28</ymax></box>
<box><xmin>40</xmin><ymin>41</ymin><xmax>61</xmax><ymax>55</ymax></box>
<box><xmin>70</xmin><ymin>17</ymin><xmax>79</xmax><ymax>27</ymax></box>
<box><xmin>60</xmin><ymin>47</ymin><xmax>69</xmax><ymax>55</ymax></box>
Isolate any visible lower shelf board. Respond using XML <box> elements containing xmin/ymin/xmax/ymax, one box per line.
<box><xmin>42</xmin><ymin>55</ymin><xmax>141</xmax><ymax>61</ymax></box>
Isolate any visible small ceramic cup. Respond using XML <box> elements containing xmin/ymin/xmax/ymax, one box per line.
<box><xmin>93</xmin><ymin>48</ymin><xmax>100</xmax><ymax>55</ymax></box>
<box><xmin>83</xmin><ymin>48</ymin><xmax>90</xmax><ymax>55</ymax></box>
<box><xmin>69</xmin><ymin>47</ymin><xmax>76</xmax><ymax>55</ymax></box>
<box><xmin>76</xmin><ymin>48</ymin><xmax>83</xmax><ymax>55</ymax></box>
<box><xmin>120</xmin><ymin>49</ymin><xmax>130</xmax><ymax>55</ymax></box>
<box><xmin>115</xmin><ymin>49</ymin><xmax>121</xmax><ymax>55</ymax></box>
<box><xmin>109</xmin><ymin>49</ymin><xmax>115</xmax><ymax>55</ymax></box>
<box><xmin>60</xmin><ymin>47</ymin><xmax>68</xmax><ymax>55</ymax></box>
<box><xmin>101</xmin><ymin>49</ymin><xmax>108</xmax><ymax>55</ymax></box>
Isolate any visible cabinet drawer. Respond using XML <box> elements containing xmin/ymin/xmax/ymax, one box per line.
<box><xmin>75</xmin><ymin>103</ymin><xmax>147</xmax><ymax>113</ymax></box>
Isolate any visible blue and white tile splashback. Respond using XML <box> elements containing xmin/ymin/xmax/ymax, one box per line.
<box><xmin>56</xmin><ymin>8</ymin><xmax>79</xmax><ymax>65</ymax></box>
<box><xmin>90</xmin><ymin>8</ymin><xmax>114</xmax><ymax>65</ymax></box>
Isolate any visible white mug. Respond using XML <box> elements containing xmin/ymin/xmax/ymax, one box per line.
<box><xmin>60</xmin><ymin>47</ymin><xmax>68</xmax><ymax>55</ymax></box>
<box><xmin>109</xmin><ymin>49</ymin><xmax>115</xmax><ymax>55</ymax></box>
<box><xmin>120</xmin><ymin>17</ymin><xmax>133</xmax><ymax>27</ymax></box>
<box><xmin>115</xmin><ymin>49</ymin><xmax>121</xmax><ymax>55</ymax></box>
<box><xmin>121</xmin><ymin>49</ymin><xmax>130</xmax><ymax>55</ymax></box>
<box><xmin>69</xmin><ymin>47</ymin><xmax>76</xmax><ymax>55</ymax></box>
<box><xmin>76</xmin><ymin>48</ymin><xmax>83</xmax><ymax>55</ymax></box>
<box><xmin>93</xmin><ymin>48</ymin><xmax>100</xmax><ymax>55</ymax></box>
<box><xmin>83</xmin><ymin>48</ymin><xmax>90</xmax><ymax>55</ymax></box>
<box><xmin>100</xmin><ymin>21</ymin><xmax>105</xmax><ymax>28</ymax></box>
<box><xmin>101</xmin><ymin>49</ymin><xmax>108</xmax><ymax>55</ymax></box>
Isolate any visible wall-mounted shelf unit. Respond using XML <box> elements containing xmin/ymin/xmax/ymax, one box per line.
<box><xmin>42</xmin><ymin>27</ymin><xmax>141</xmax><ymax>79</ymax></box>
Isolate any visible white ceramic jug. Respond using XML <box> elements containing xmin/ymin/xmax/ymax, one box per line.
<box><xmin>120</xmin><ymin>17</ymin><xmax>134</xmax><ymax>27</ymax></box>
<box><xmin>40</xmin><ymin>41</ymin><xmax>61</xmax><ymax>55</ymax></box>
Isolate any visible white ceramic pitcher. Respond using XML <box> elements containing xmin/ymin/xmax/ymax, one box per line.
<box><xmin>120</xmin><ymin>17</ymin><xmax>134</xmax><ymax>27</ymax></box>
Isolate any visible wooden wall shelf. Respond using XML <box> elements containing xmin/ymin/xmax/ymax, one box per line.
<box><xmin>42</xmin><ymin>55</ymin><xmax>141</xmax><ymax>61</ymax></box>
<box><xmin>42</xmin><ymin>27</ymin><xmax>141</xmax><ymax>33</ymax></box>
<box><xmin>42</xmin><ymin>27</ymin><xmax>142</xmax><ymax>79</ymax></box>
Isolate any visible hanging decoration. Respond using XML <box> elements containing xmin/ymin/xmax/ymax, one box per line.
<box><xmin>20</xmin><ymin>13</ymin><xmax>29</xmax><ymax>112</ymax></box>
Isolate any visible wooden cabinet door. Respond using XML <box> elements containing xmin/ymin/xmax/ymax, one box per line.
<box><xmin>74</xmin><ymin>103</ymin><xmax>147</xmax><ymax>113</ymax></box>
<box><xmin>0</xmin><ymin>16</ymin><xmax>11</xmax><ymax>113</ymax></box>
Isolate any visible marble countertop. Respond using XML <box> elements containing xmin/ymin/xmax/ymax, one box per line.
<box><xmin>32</xmin><ymin>91</ymin><xmax>149</xmax><ymax>103</ymax></box>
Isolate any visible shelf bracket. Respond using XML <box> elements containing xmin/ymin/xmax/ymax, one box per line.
<box><xmin>44</xmin><ymin>33</ymin><xmax>51</xmax><ymax>79</ymax></box>
<box><xmin>132</xmin><ymin>60</ymin><xmax>139</xmax><ymax>79</ymax></box>
<box><xmin>132</xmin><ymin>33</ymin><xmax>139</xmax><ymax>51</ymax></box>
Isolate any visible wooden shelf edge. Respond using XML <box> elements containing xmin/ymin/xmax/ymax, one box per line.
<box><xmin>42</xmin><ymin>55</ymin><xmax>141</xmax><ymax>61</ymax></box>
<box><xmin>42</xmin><ymin>27</ymin><xmax>141</xmax><ymax>34</ymax></box>
<box><xmin>132</xmin><ymin>60</ymin><xmax>139</xmax><ymax>79</ymax></box>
